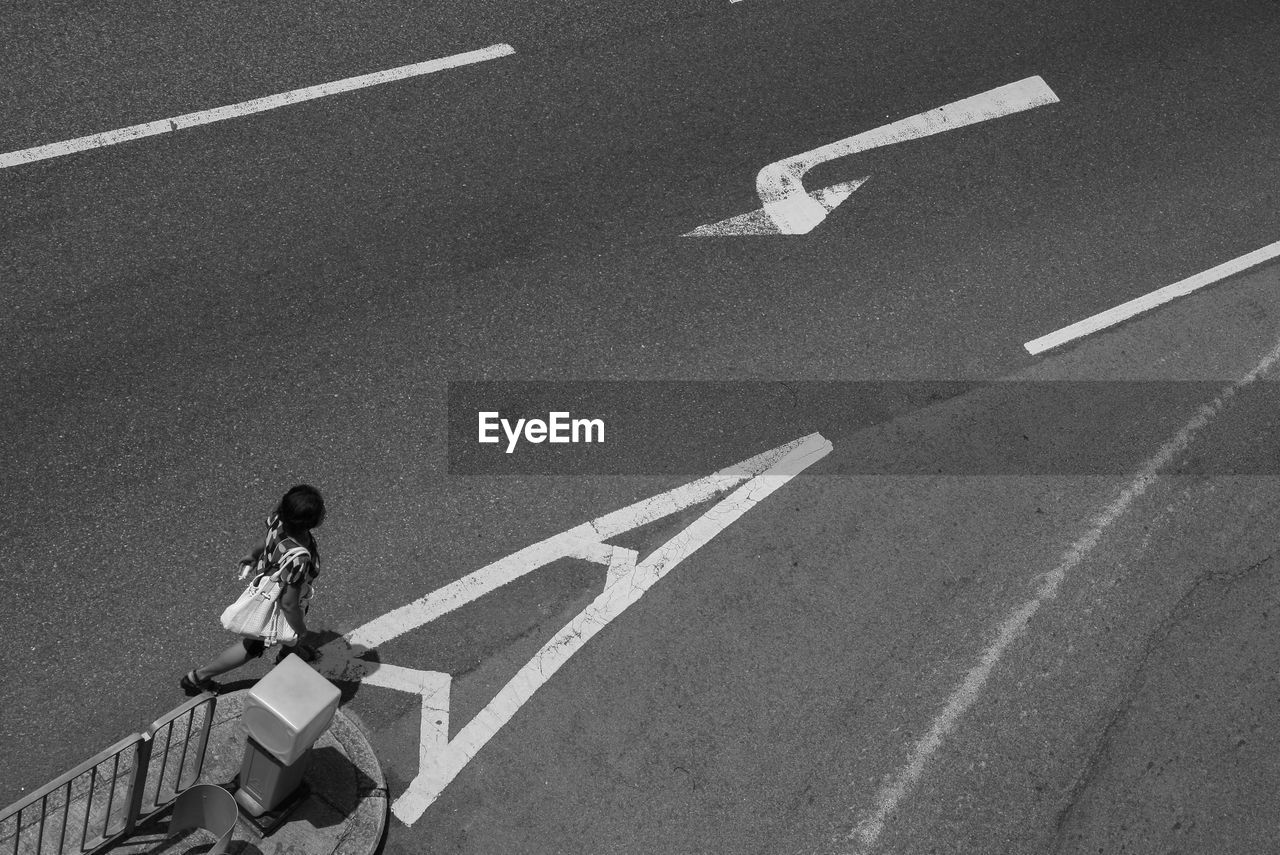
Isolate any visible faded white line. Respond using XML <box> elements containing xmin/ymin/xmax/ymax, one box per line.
<box><xmin>840</xmin><ymin>337</ymin><xmax>1280</xmax><ymax>855</ymax></box>
<box><xmin>685</xmin><ymin>76</ymin><xmax>1057</xmax><ymax>236</ymax></box>
<box><xmin>1024</xmin><ymin>239</ymin><xmax>1280</xmax><ymax>354</ymax></box>
<box><xmin>0</xmin><ymin>43</ymin><xmax>515</xmax><ymax>170</ymax></box>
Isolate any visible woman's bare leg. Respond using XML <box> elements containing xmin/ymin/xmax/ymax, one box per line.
<box><xmin>192</xmin><ymin>642</ymin><xmax>255</xmax><ymax>681</ymax></box>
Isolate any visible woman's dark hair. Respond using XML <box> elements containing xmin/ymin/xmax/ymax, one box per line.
<box><xmin>277</xmin><ymin>484</ymin><xmax>325</xmax><ymax>530</ymax></box>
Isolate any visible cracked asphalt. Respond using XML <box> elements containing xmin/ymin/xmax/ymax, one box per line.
<box><xmin>1054</xmin><ymin>550</ymin><xmax>1280</xmax><ymax>854</ymax></box>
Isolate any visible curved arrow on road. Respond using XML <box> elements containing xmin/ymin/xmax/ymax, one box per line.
<box><xmin>684</xmin><ymin>75</ymin><xmax>1059</xmax><ymax>236</ymax></box>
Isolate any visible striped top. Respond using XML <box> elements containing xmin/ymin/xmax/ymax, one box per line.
<box><xmin>262</xmin><ymin>513</ymin><xmax>319</xmax><ymax>587</ymax></box>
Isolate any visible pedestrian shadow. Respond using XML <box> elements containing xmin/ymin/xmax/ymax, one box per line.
<box><xmin>207</xmin><ymin>631</ymin><xmax>380</xmax><ymax>706</ymax></box>
<box><xmin>310</xmin><ymin>630</ymin><xmax>380</xmax><ymax>707</ymax></box>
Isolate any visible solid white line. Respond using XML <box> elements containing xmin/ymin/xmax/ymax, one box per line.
<box><xmin>840</xmin><ymin>334</ymin><xmax>1280</xmax><ymax>855</ymax></box>
<box><xmin>0</xmin><ymin>43</ymin><xmax>515</xmax><ymax>170</ymax></box>
<box><xmin>1024</xmin><ymin>239</ymin><xmax>1280</xmax><ymax>355</ymax></box>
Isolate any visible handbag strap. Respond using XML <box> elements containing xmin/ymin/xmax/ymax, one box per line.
<box><xmin>269</xmin><ymin>544</ymin><xmax>313</xmax><ymax>583</ymax></box>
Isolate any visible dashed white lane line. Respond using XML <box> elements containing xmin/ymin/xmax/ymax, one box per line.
<box><xmin>839</xmin><ymin>334</ymin><xmax>1280</xmax><ymax>855</ymax></box>
<box><xmin>0</xmin><ymin>43</ymin><xmax>515</xmax><ymax>170</ymax></box>
<box><xmin>1024</xmin><ymin>238</ymin><xmax>1280</xmax><ymax>354</ymax></box>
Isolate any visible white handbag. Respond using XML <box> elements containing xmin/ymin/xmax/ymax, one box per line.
<box><xmin>219</xmin><ymin>545</ymin><xmax>311</xmax><ymax>645</ymax></box>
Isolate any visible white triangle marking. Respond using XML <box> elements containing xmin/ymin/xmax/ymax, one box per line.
<box><xmin>315</xmin><ymin>433</ymin><xmax>833</xmax><ymax>825</ymax></box>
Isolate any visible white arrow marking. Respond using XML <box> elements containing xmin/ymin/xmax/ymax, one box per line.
<box><xmin>0</xmin><ymin>44</ymin><xmax>515</xmax><ymax>170</ymax></box>
<box><xmin>684</xmin><ymin>75</ymin><xmax>1059</xmax><ymax>236</ymax></box>
<box><xmin>315</xmin><ymin>432</ymin><xmax>832</xmax><ymax>825</ymax></box>
<box><xmin>684</xmin><ymin>178</ymin><xmax>870</xmax><ymax>236</ymax></box>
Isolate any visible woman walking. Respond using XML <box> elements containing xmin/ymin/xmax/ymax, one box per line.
<box><xmin>181</xmin><ymin>484</ymin><xmax>326</xmax><ymax>695</ymax></box>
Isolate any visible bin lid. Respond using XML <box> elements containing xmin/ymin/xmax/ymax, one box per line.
<box><xmin>244</xmin><ymin>655</ymin><xmax>341</xmax><ymax>745</ymax></box>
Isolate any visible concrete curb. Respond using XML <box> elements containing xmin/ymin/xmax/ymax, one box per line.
<box><xmin>326</xmin><ymin>706</ymin><xmax>388</xmax><ymax>855</ymax></box>
<box><xmin>106</xmin><ymin>690</ymin><xmax>386</xmax><ymax>855</ymax></box>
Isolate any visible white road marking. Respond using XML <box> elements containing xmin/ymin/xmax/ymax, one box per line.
<box><xmin>839</xmin><ymin>337</ymin><xmax>1280</xmax><ymax>855</ymax></box>
<box><xmin>1023</xmin><ymin>239</ymin><xmax>1280</xmax><ymax>354</ymax></box>
<box><xmin>684</xmin><ymin>178</ymin><xmax>869</xmax><ymax>236</ymax></box>
<box><xmin>339</xmin><ymin>436</ymin><xmax>814</xmax><ymax>651</ymax></box>
<box><xmin>0</xmin><ymin>43</ymin><xmax>515</xmax><ymax>170</ymax></box>
<box><xmin>316</xmin><ymin>432</ymin><xmax>833</xmax><ymax>826</ymax></box>
<box><xmin>684</xmin><ymin>75</ymin><xmax>1058</xmax><ymax>236</ymax></box>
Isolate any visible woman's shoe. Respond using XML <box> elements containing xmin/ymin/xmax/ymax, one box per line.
<box><xmin>180</xmin><ymin>671</ymin><xmax>220</xmax><ymax>696</ymax></box>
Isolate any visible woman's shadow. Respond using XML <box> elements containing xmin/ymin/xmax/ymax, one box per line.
<box><xmin>212</xmin><ymin>629</ymin><xmax>379</xmax><ymax>707</ymax></box>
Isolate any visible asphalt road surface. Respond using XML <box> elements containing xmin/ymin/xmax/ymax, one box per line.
<box><xmin>4</xmin><ymin>1</ymin><xmax>1280</xmax><ymax>853</ymax></box>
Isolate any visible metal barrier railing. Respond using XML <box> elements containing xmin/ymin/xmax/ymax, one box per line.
<box><xmin>136</xmin><ymin>694</ymin><xmax>219</xmax><ymax>824</ymax></box>
<box><xmin>0</xmin><ymin>694</ymin><xmax>218</xmax><ymax>855</ymax></box>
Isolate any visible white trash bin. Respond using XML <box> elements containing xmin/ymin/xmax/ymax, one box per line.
<box><xmin>234</xmin><ymin>653</ymin><xmax>341</xmax><ymax>816</ymax></box>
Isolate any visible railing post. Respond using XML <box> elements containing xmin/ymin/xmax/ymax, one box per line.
<box><xmin>186</xmin><ymin>696</ymin><xmax>217</xmax><ymax>788</ymax></box>
<box><xmin>121</xmin><ymin>733</ymin><xmax>153</xmax><ymax>837</ymax></box>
